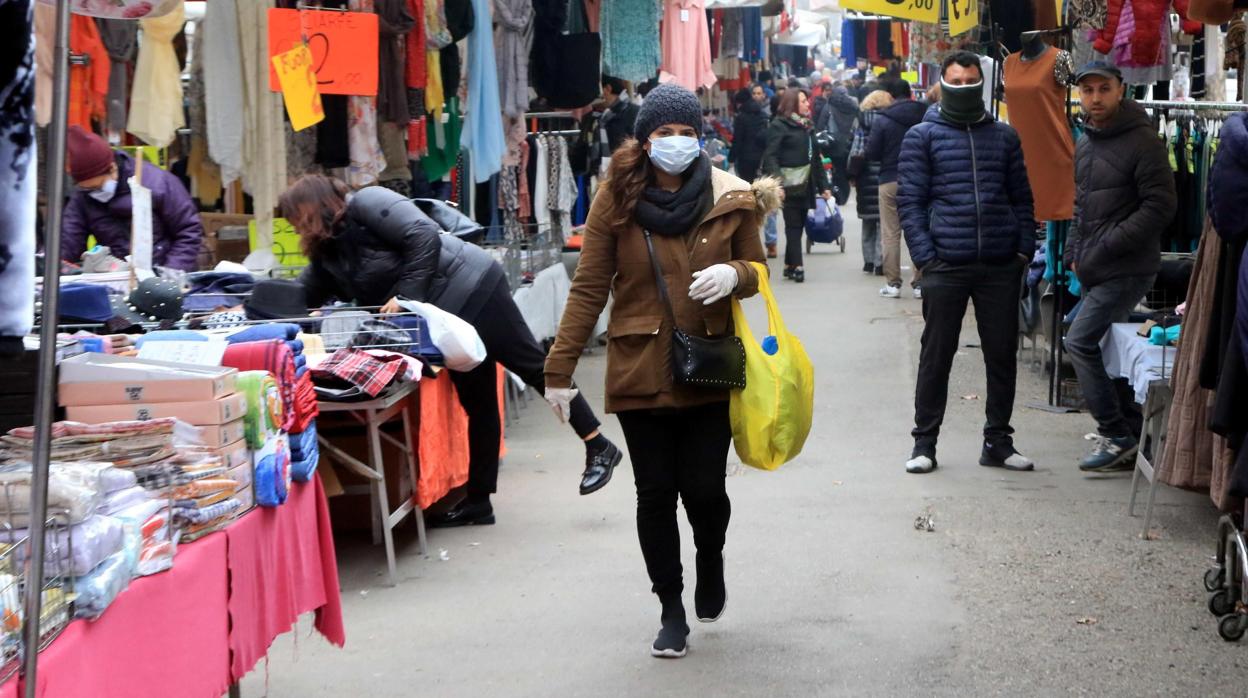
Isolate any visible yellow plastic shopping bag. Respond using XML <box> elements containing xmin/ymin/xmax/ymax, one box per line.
<box><xmin>729</xmin><ymin>262</ymin><xmax>814</xmax><ymax>470</ymax></box>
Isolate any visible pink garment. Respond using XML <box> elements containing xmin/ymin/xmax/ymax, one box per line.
<box><xmin>659</xmin><ymin>0</ymin><xmax>718</xmax><ymax>91</ymax></box>
<box><xmin>226</xmin><ymin>475</ymin><xmax>346</xmax><ymax>681</ymax></box>
<box><xmin>519</xmin><ymin>138</ymin><xmax>532</xmax><ymax>220</ymax></box>
<box><xmin>27</xmin><ymin>533</ymin><xmax>231</xmax><ymax>698</ymax></box>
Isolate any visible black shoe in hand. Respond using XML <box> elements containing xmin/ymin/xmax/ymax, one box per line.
<box><xmin>580</xmin><ymin>439</ymin><xmax>623</xmax><ymax>495</ymax></box>
<box><xmin>429</xmin><ymin>498</ymin><xmax>495</xmax><ymax>528</ymax></box>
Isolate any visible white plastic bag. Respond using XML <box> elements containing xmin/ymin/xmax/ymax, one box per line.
<box><xmin>396</xmin><ymin>299</ymin><xmax>487</xmax><ymax>372</ymax></box>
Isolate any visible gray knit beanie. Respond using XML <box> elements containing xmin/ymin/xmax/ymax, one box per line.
<box><xmin>633</xmin><ymin>83</ymin><xmax>703</xmax><ymax>141</ymax></box>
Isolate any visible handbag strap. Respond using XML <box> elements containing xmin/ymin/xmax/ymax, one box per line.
<box><xmin>642</xmin><ymin>229</ymin><xmax>678</xmax><ymax>326</ymax></box>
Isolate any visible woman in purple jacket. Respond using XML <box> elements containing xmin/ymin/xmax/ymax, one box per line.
<box><xmin>61</xmin><ymin>125</ymin><xmax>203</xmax><ymax>272</ymax></box>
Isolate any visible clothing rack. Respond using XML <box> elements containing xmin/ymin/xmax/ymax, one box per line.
<box><xmin>1067</xmin><ymin>98</ymin><xmax>1248</xmax><ymax>112</ymax></box>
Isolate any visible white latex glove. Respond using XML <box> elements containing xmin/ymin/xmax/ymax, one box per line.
<box><xmin>544</xmin><ymin>387</ymin><xmax>579</xmax><ymax>423</ymax></box>
<box><xmin>689</xmin><ymin>264</ymin><xmax>739</xmax><ymax>305</ymax></box>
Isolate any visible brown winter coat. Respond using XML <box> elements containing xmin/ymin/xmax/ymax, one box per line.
<box><xmin>545</xmin><ymin>168</ymin><xmax>782</xmax><ymax>413</ymax></box>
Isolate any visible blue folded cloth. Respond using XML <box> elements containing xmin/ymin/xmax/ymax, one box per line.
<box><xmin>288</xmin><ymin>339</ymin><xmax>304</xmax><ymax>356</ymax></box>
<box><xmin>226</xmin><ymin>323</ymin><xmax>300</xmax><ymax>344</ymax></box>
<box><xmin>134</xmin><ymin>330</ymin><xmax>210</xmax><ymax>348</ymax></box>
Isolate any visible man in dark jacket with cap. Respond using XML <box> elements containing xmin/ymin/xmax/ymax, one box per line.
<box><xmin>868</xmin><ymin>77</ymin><xmax>929</xmax><ymax>297</ymax></box>
<box><xmin>897</xmin><ymin>51</ymin><xmax>1037</xmax><ymax>475</ymax></box>
<box><xmin>61</xmin><ymin>125</ymin><xmax>204</xmax><ymax>272</ymax></box>
<box><xmin>1065</xmin><ymin>62</ymin><xmax>1177</xmax><ymax>472</ymax></box>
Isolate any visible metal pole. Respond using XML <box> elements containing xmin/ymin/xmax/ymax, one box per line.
<box><xmin>23</xmin><ymin>0</ymin><xmax>72</xmax><ymax>693</ymax></box>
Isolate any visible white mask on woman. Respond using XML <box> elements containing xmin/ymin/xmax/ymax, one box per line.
<box><xmin>88</xmin><ymin>178</ymin><xmax>117</xmax><ymax>203</ymax></box>
<box><xmin>648</xmin><ymin>136</ymin><xmax>701</xmax><ymax>175</ymax></box>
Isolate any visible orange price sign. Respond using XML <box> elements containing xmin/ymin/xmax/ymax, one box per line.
<box><xmin>267</xmin><ymin>8</ymin><xmax>379</xmax><ymax>96</ymax></box>
<box><xmin>271</xmin><ymin>44</ymin><xmax>326</xmax><ymax>132</ymax></box>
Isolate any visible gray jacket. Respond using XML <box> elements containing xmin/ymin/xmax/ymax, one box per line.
<box><xmin>1067</xmin><ymin>100</ymin><xmax>1177</xmax><ymax>289</ymax></box>
<box><xmin>300</xmin><ymin>187</ymin><xmax>502</xmax><ymax>316</ymax></box>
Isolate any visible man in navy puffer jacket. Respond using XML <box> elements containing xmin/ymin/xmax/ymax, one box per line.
<box><xmin>897</xmin><ymin>52</ymin><xmax>1037</xmax><ymax>475</ymax></box>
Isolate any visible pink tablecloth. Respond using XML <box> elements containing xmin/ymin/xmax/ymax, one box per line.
<box><xmin>24</xmin><ymin>476</ymin><xmax>344</xmax><ymax>697</ymax></box>
<box><xmin>29</xmin><ymin>533</ymin><xmax>231</xmax><ymax>698</ymax></box>
<box><xmin>0</xmin><ymin>676</ymin><xmax>16</xmax><ymax>698</ymax></box>
<box><xmin>227</xmin><ymin>474</ymin><xmax>345</xmax><ymax>680</ymax></box>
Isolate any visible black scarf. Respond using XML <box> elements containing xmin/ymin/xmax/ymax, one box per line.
<box><xmin>635</xmin><ymin>155</ymin><xmax>713</xmax><ymax>237</ymax></box>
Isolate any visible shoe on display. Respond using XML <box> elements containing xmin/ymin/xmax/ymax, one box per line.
<box><xmin>695</xmin><ymin>552</ymin><xmax>726</xmax><ymax>623</ymax></box>
<box><xmin>879</xmin><ymin>285</ymin><xmax>901</xmax><ymax>299</ymax></box>
<box><xmin>913</xmin><ymin>286</ymin><xmax>923</xmax><ymax>300</ymax></box>
<box><xmin>579</xmin><ymin>439</ymin><xmax>623</xmax><ymax>495</ymax></box>
<box><xmin>905</xmin><ymin>454</ymin><xmax>937</xmax><ymax>474</ymax></box>
<box><xmin>429</xmin><ymin>498</ymin><xmax>496</xmax><ymax>528</ymax></box>
<box><xmin>1078</xmin><ymin>434</ymin><xmax>1139</xmax><ymax>472</ymax></box>
<box><xmin>979</xmin><ymin>440</ymin><xmax>1035</xmax><ymax>471</ymax></box>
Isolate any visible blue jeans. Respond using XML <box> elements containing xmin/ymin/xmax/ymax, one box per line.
<box><xmin>764</xmin><ymin>211</ymin><xmax>778</xmax><ymax>246</ymax></box>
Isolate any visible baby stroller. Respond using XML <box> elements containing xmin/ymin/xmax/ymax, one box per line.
<box><xmin>804</xmin><ymin>197</ymin><xmax>846</xmax><ymax>254</ymax></box>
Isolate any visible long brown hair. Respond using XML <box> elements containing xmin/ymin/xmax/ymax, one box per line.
<box><xmin>776</xmin><ymin>88</ymin><xmax>808</xmax><ymax>119</ymax></box>
<box><xmin>279</xmin><ymin>175</ymin><xmax>351</xmax><ymax>258</ymax></box>
<box><xmin>601</xmin><ymin>137</ymin><xmax>652</xmax><ymax>228</ymax></box>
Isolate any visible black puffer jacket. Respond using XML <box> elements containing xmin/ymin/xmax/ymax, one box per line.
<box><xmin>850</xmin><ymin>110</ymin><xmax>881</xmax><ymax>220</ymax></box>
<box><xmin>1066</xmin><ymin>101</ymin><xmax>1177</xmax><ymax>289</ymax></box>
<box><xmin>730</xmin><ymin>100</ymin><xmax>769</xmax><ymax>181</ymax></box>
<box><xmin>762</xmin><ymin>115</ymin><xmax>831</xmax><ymax>210</ymax></box>
<box><xmin>299</xmin><ymin>187</ymin><xmax>503</xmax><ymax>315</ymax></box>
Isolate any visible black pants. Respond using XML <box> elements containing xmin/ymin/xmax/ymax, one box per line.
<box><xmin>451</xmin><ymin>278</ymin><xmax>601</xmax><ymax>499</ymax></box>
<box><xmin>912</xmin><ymin>260</ymin><xmax>1023</xmax><ymax>457</ymax></box>
<box><xmin>617</xmin><ymin>402</ymin><xmax>733</xmax><ymax>600</ymax></box>
<box><xmin>782</xmin><ymin>203</ymin><xmax>806</xmax><ymax>268</ymax></box>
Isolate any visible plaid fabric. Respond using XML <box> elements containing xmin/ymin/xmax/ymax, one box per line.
<box><xmin>311</xmin><ymin>348</ymin><xmax>406</xmax><ymax>398</ymax></box>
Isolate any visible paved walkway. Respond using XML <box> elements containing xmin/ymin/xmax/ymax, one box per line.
<box><xmin>243</xmin><ymin>211</ymin><xmax>1246</xmax><ymax>697</ymax></box>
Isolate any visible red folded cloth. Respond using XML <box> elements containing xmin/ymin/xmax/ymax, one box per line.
<box><xmin>290</xmin><ymin>374</ymin><xmax>319</xmax><ymax>433</ymax></box>
<box><xmin>222</xmin><ymin>340</ymin><xmax>297</xmax><ymax>432</ymax></box>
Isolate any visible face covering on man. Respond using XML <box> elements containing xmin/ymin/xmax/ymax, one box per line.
<box><xmin>88</xmin><ymin>178</ymin><xmax>118</xmax><ymax>203</ymax></box>
<box><xmin>939</xmin><ymin>80</ymin><xmax>986</xmax><ymax>125</ymax></box>
<box><xmin>648</xmin><ymin>136</ymin><xmax>702</xmax><ymax>175</ymax></box>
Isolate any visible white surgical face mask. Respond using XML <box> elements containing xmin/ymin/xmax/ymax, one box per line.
<box><xmin>647</xmin><ymin>135</ymin><xmax>701</xmax><ymax>175</ymax></box>
<box><xmin>88</xmin><ymin>177</ymin><xmax>117</xmax><ymax>203</ymax></box>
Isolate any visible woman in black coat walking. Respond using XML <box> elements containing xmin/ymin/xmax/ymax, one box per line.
<box><xmin>762</xmin><ymin>89</ymin><xmax>833</xmax><ymax>282</ymax></box>
<box><xmin>280</xmin><ymin>176</ymin><xmax>623</xmax><ymax>524</ymax></box>
<box><xmin>848</xmin><ymin>89</ymin><xmax>893</xmax><ymax>274</ymax></box>
<box><xmin>730</xmin><ymin>85</ymin><xmax>769</xmax><ymax>182</ymax></box>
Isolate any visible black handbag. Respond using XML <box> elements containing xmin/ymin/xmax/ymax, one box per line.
<box><xmin>643</xmin><ymin>230</ymin><xmax>747</xmax><ymax>391</ymax></box>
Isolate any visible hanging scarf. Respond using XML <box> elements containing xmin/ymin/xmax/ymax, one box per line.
<box><xmin>634</xmin><ymin>155</ymin><xmax>713</xmax><ymax>238</ymax></box>
<box><xmin>95</xmin><ymin>19</ymin><xmax>138</xmax><ymax>134</ymax></box>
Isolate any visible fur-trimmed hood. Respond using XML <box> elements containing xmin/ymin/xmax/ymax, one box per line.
<box><xmin>706</xmin><ymin>168</ymin><xmax>782</xmax><ymax>226</ymax></box>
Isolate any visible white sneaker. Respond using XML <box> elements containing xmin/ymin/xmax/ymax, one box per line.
<box><xmin>879</xmin><ymin>285</ymin><xmax>901</xmax><ymax>299</ymax></box>
<box><xmin>913</xmin><ymin>287</ymin><xmax>923</xmax><ymax>300</ymax></box>
<box><xmin>905</xmin><ymin>455</ymin><xmax>937</xmax><ymax>474</ymax></box>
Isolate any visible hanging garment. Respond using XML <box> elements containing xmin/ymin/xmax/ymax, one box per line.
<box><xmin>0</xmin><ymin>0</ymin><xmax>35</xmax><ymax>354</ymax></box>
<box><xmin>461</xmin><ymin>0</ymin><xmax>505</xmax><ymax>182</ymax></box>
<box><xmin>203</xmin><ymin>0</ymin><xmax>245</xmax><ymax>184</ymax></box>
<box><xmin>531</xmin><ymin>0</ymin><xmax>601</xmax><ymax>107</ymax></box>
<box><xmin>347</xmin><ymin>0</ymin><xmax>386</xmax><ymax>187</ymax></box>
<box><xmin>1069</xmin><ymin>0</ymin><xmax>1107</xmax><ymax>29</ymax></box>
<box><xmin>423</xmin><ymin>96</ymin><xmax>462</xmax><ymax>180</ymax></box>
<box><xmin>377</xmin><ymin>0</ymin><xmax>416</xmax><ymax>125</ymax></box>
<box><xmin>600</xmin><ymin>0</ymin><xmax>661</xmax><ymax>84</ymax></box>
<box><xmin>659</xmin><ymin>0</ymin><xmax>717</xmax><ymax>91</ymax></box>
<box><xmin>865</xmin><ymin>20</ymin><xmax>879</xmax><ymax>61</ymax></box>
<box><xmin>1003</xmin><ymin>46</ymin><xmax>1075</xmax><ymax>221</ymax></box>
<box><xmin>237</xmin><ymin>0</ymin><xmax>288</xmax><ymax>268</ymax></box>
<box><xmin>186</xmin><ymin>18</ymin><xmax>222</xmax><ymax>204</ymax></box>
<box><xmin>533</xmin><ymin>135</ymin><xmax>549</xmax><ymax>231</ymax></box>
<box><xmin>720</xmin><ymin>9</ymin><xmax>743</xmax><ymax>59</ymax></box>
<box><xmin>1110</xmin><ymin>0</ymin><xmax>1172</xmax><ymax>84</ymax></box>
<box><xmin>494</xmin><ymin>0</ymin><xmax>533</xmax><ymax>117</ymax></box>
<box><xmin>989</xmin><ymin>0</ymin><xmax>1034</xmax><ymax>54</ymax></box>
<box><xmin>127</xmin><ymin>1</ymin><xmax>186</xmax><ymax>147</ymax></box>
<box><xmin>95</xmin><ymin>19</ymin><xmax>138</xmax><ymax>135</ymax></box>
<box><xmin>407</xmin><ymin>0</ymin><xmax>428</xmax><ymax>88</ymax></box>
<box><xmin>841</xmin><ymin>18</ymin><xmax>857</xmax><ymax>65</ymax></box>
<box><xmin>69</xmin><ymin>16</ymin><xmax>111</xmax><ymax>131</ymax></box>
<box><xmin>741</xmin><ymin>8</ymin><xmax>763</xmax><ymax>63</ymax></box>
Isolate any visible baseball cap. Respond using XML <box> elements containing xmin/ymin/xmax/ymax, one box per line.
<box><xmin>1075</xmin><ymin>61</ymin><xmax>1123</xmax><ymax>83</ymax></box>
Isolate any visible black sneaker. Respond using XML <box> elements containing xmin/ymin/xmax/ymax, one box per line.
<box><xmin>695</xmin><ymin>552</ymin><xmax>726</xmax><ymax>623</ymax></box>
<box><xmin>862</xmin><ymin>262</ymin><xmax>874</xmax><ymax>274</ymax></box>
<box><xmin>1078</xmin><ymin>434</ymin><xmax>1139</xmax><ymax>472</ymax></box>
<box><xmin>579</xmin><ymin>440</ymin><xmax>622</xmax><ymax>495</ymax></box>
<box><xmin>651</xmin><ymin>620</ymin><xmax>690</xmax><ymax>658</ymax></box>
<box><xmin>979</xmin><ymin>440</ymin><xmax>1035</xmax><ymax>471</ymax></box>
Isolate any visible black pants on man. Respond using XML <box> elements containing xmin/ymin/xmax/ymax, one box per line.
<box><xmin>451</xmin><ymin>277</ymin><xmax>601</xmax><ymax>499</ymax></box>
<box><xmin>616</xmin><ymin>402</ymin><xmax>732</xmax><ymax>601</ymax></box>
<box><xmin>912</xmin><ymin>260</ymin><xmax>1023</xmax><ymax>458</ymax></box>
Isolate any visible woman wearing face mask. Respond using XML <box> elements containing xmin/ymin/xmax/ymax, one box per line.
<box><xmin>544</xmin><ymin>83</ymin><xmax>780</xmax><ymax>659</ymax></box>
<box><xmin>61</xmin><ymin>125</ymin><xmax>204</xmax><ymax>271</ymax></box>
<box><xmin>762</xmin><ymin>89</ymin><xmax>834</xmax><ymax>282</ymax></box>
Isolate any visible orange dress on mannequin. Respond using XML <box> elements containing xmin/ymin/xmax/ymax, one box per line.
<box><xmin>1004</xmin><ymin>45</ymin><xmax>1075</xmax><ymax>221</ymax></box>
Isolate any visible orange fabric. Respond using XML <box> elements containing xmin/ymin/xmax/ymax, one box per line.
<box><xmin>1003</xmin><ymin>47</ymin><xmax>1075</xmax><ymax>221</ymax></box>
<box><xmin>69</xmin><ymin>16</ymin><xmax>110</xmax><ymax>130</ymax></box>
<box><xmin>497</xmin><ymin>365</ymin><xmax>507</xmax><ymax>460</ymax></box>
<box><xmin>414</xmin><ymin>371</ymin><xmax>470</xmax><ymax>510</ymax></box>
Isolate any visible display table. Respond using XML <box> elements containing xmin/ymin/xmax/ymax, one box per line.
<box><xmin>1101</xmin><ymin>322</ymin><xmax>1176</xmax><ymax>403</ymax></box>
<box><xmin>22</xmin><ymin>476</ymin><xmax>343</xmax><ymax>698</ymax></box>
<box><xmin>512</xmin><ymin>263</ymin><xmax>608</xmax><ymax>341</ymax></box>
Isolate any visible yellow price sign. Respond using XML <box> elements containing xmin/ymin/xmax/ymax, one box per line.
<box><xmin>948</xmin><ymin>0</ymin><xmax>979</xmax><ymax>36</ymax></box>
<box><xmin>271</xmin><ymin>44</ymin><xmax>325</xmax><ymax>132</ymax></box>
<box><xmin>839</xmin><ymin>0</ymin><xmax>938</xmax><ymax>23</ymax></box>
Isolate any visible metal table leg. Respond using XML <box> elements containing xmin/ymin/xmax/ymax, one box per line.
<box><xmin>368</xmin><ymin>412</ymin><xmax>399</xmax><ymax>586</ymax></box>
<box><xmin>401</xmin><ymin>404</ymin><xmax>428</xmax><ymax>556</ymax></box>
